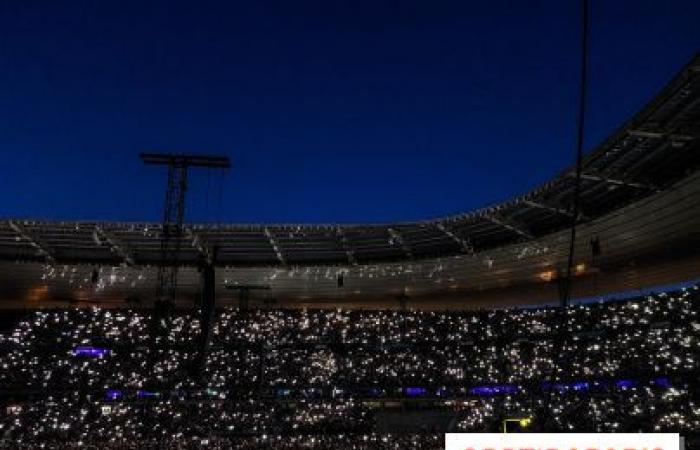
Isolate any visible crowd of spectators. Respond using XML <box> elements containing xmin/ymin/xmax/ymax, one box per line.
<box><xmin>0</xmin><ymin>285</ymin><xmax>697</xmax><ymax>448</ymax></box>
<box><xmin>0</xmin><ymin>435</ymin><xmax>444</xmax><ymax>450</ymax></box>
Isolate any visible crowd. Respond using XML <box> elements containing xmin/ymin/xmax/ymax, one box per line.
<box><xmin>0</xmin><ymin>285</ymin><xmax>697</xmax><ymax>448</ymax></box>
<box><xmin>0</xmin><ymin>435</ymin><xmax>445</xmax><ymax>450</ymax></box>
<box><xmin>453</xmin><ymin>382</ymin><xmax>698</xmax><ymax>432</ymax></box>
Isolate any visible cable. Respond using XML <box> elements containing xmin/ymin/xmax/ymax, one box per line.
<box><xmin>540</xmin><ymin>0</ymin><xmax>591</xmax><ymax>431</ymax></box>
<box><xmin>206</xmin><ymin>167</ymin><xmax>211</xmax><ymax>221</ymax></box>
<box><xmin>217</xmin><ymin>167</ymin><xmax>226</xmax><ymax>223</ymax></box>
<box><xmin>561</xmin><ymin>0</ymin><xmax>589</xmax><ymax>308</ymax></box>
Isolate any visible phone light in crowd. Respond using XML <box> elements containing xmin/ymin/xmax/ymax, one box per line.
<box><xmin>6</xmin><ymin>405</ymin><xmax>22</xmax><ymax>415</ymax></box>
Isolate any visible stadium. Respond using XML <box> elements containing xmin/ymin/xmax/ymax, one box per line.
<box><xmin>3</xmin><ymin>55</ymin><xmax>700</xmax><ymax>309</ymax></box>
<box><xmin>1</xmin><ymin>2</ymin><xmax>699</xmax><ymax>450</ymax></box>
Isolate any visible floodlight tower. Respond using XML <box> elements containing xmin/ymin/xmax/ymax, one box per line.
<box><xmin>140</xmin><ymin>153</ymin><xmax>230</xmax><ymax>307</ymax></box>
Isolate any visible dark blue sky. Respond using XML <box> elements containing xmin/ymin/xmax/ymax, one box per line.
<box><xmin>0</xmin><ymin>1</ymin><xmax>698</xmax><ymax>224</ymax></box>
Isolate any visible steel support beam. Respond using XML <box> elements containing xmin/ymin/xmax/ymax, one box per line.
<box><xmin>140</xmin><ymin>152</ymin><xmax>230</xmax><ymax>306</ymax></box>
<box><xmin>264</xmin><ymin>227</ymin><xmax>286</xmax><ymax>265</ymax></box>
<box><xmin>141</xmin><ymin>152</ymin><xmax>230</xmax><ymax>374</ymax></box>
<box><xmin>192</xmin><ymin>261</ymin><xmax>216</xmax><ymax>380</ymax></box>
<box><xmin>627</xmin><ymin>129</ymin><xmax>694</xmax><ymax>141</ymax></box>
<box><xmin>7</xmin><ymin>220</ymin><xmax>55</xmax><ymax>263</ymax></box>
<box><xmin>226</xmin><ymin>284</ymin><xmax>271</xmax><ymax>312</ymax></box>
<box><xmin>185</xmin><ymin>227</ymin><xmax>212</xmax><ymax>266</ymax></box>
<box><xmin>157</xmin><ymin>164</ymin><xmax>188</xmax><ymax>304</ymax></box>
<box><xmin>575</xmin><ymin>172</ymin><xmax>658</xmax><ymax>191</ymax></box>
<box><xmin>336</xmin><ymin>227</ymin><xmax>357</xmax><ymax>265</ymax></box>
<box><xmin>483</xmin><ymin>214</ymin><xmax>533</xmax><ymax>239</ymax></box>
<box><xmin>522</xmin><ymin>200</ymin><xmax>584</xmax><ymax>220</ymax></box>
<box><xmin>388</xmin><ymin>227</ymin><xmax>413</xmax><ymax>258</ymax></box>
<box><xmin>627</xmin><ymin>129</ymin><xmax>665</xmax><ymax>139</ymax></box>
<box><xmin>140</xmin><ymin>153</ymin><xmax>231</xmax><ymax>169</ymax></box>
<box><xmin>436</xmin><ymin>222</ymin><xmax>475</xmax><ymax>254</ymax></box>
<box><xmin>94</xmin><ymin>225</ymin><xmax>135</xmax><ymax>266</ymax></box>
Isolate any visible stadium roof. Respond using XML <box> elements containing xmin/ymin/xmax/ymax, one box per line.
<box><xmin>1</xmin><ymin>55</ymin><xmax>698</xmax><ymax>269</ymax></box>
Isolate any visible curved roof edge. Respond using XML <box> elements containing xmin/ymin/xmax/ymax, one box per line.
<box><xmin>1</xmin><ymin>54</ymin><xmax>699</xmax><ymax>267</ymax></box>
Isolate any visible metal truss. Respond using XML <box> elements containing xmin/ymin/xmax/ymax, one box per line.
<box><xmin>94</xmin><ymin>225</ymin><xmax>135</xmax><ymax>266</ymax></box>
<box><xmin>7</xmin><ymin>220</ymin><xmax>55</xmax><ymax>263</ymax></box>
<box><xmin>388</xmin><ymin>228</ymin><xmax>413</xmax><ymax>258</ymax></box>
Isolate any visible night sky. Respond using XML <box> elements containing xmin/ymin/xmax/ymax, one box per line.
<box><xmin>0</xmin><ymin>1</ymin><xmax>698</xmax><ymax>224</ymax></box>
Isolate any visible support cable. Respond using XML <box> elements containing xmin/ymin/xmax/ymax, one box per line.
<box><xmin>538</xmin><ymin>0</ymin><xmax>590</xmax><ymax>433</ymax></box>
<box><xmin>560</xmin><ymin>0</ymin><xmax>589</xmax><ymax>308</ymax></box>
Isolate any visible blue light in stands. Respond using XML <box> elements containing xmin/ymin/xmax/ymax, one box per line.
<box><xmin>367</xmin><ymin>388</ymin><xmax>382</xmax><ymax>397</ymax></box>
<box><xmin>616</xmin><ymin>380</ymin><xmax>638</xmax><ymax>389</ymax></box>
<box><xmin>105</xmin><ymin>390</ymin><xmax>122</xmax><ymax>400</ymax></box>
<box><xmin>653</xmin><ymin>377</ymin><xmax>672</xmax><ymax>388</ymax></box>
<box><xmin>276</xmin><ymin>388</ymin><xmax>292</xmax><ymax>398</ymax></box>
<box><xmin>404</xmin><ymin>387</ymin><xmax>427</xmax><ymax>397</ymax></box>
<box><xmin>543</xmin><ymin>381</ymin><xmax>589</xmax><ymax>392</ymax></box>
<box><xmin>136</xmin><ymin>390</ymin><xmax>160</xmax><ymax>398</ymax></box>
<box><xmin>469</xmin><ymin>384</ymin><xmax>519</xmax><ymax>396</ymax></box>
<box><xmin>72</xmin><ymin>346</ymin><xmax>110</xmax><ymax>357</ymax></box>
<box><xmin>302</xmin><ymin>388</ymin><xmax>322</xmax><ymax>398</ymax></box>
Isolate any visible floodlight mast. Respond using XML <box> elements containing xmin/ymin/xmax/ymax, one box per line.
<box><xmin>140</xmin><ymin>153</ymin><xmax>231</xmax><ymax>308</ymax></box>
